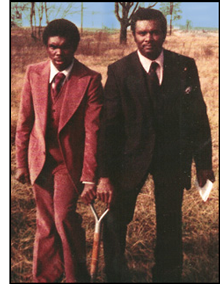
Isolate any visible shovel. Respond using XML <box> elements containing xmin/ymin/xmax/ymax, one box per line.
<box><xmin>89</xmin><ymin>202</ymin><xmax>109</xmax><ymax>282</ymax></box>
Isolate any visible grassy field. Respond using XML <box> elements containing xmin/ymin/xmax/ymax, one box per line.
<box><xmin>11</xmin><ymin>27</ymin><xmax>219</xmax><ymax>283</ymax></box>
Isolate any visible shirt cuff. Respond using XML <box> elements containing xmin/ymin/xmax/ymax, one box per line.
<box><xmin>82</xmin><ymin>181</ymin><xmax>95</xmax><ymax>185</ymax></box>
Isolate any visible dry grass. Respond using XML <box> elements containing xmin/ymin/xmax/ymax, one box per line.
<box><xmin>11</xmin><ymin>27</ymin><xmax>219</xmax><ymax>283</ymax></box>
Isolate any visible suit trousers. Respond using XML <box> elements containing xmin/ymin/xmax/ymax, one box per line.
<box><xmin>102</xmin><ymin>171</ymin><xmax>184</xmax><ymax>283</ymax></box>
<box><xmin>32</xmin><ymin>160</ymin><xmax>89</xmax><ymax>283</ymax></box>
<box><xmin>152</xmin><ymin>171</ymin><xmax>184</xmax><ymax>283</ymax></box>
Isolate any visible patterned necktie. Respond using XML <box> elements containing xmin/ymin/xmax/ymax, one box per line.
<box><xmin>52</xmin><ymin>72</ymin><xmax>66</xmax><ymax>99</ymax></box>
<box><xmin>148</xmin><ymin>61</ymin><xmax>159</xmax><ymax>96</ymax></box>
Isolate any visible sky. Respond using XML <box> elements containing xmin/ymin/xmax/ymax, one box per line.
<box><xmin>17</xmin><ymin>2</ymin><xmax>219</xmax><ymax>30</ymax></box>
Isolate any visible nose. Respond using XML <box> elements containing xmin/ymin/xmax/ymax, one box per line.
<box><xmin>144</xmin><ymin>32</ymin><xmax>153</xmax><ymax>42</ymax></box>
<box><xmin>56</xmin><ymin>48</ymin><xmax>62</xmax><ymax>55</ymax></box>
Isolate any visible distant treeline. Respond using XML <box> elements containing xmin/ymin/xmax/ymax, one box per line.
<box><xmin>177</xmin><ymin>25</ymin><xmax>218</xmax><ymax>32</ymax></box>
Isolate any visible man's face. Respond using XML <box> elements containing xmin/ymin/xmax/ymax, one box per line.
<box><xmin>47</xmin><ymin>36</ymin><xmax>75</xmax><ymax>71</ymax></box>
<box><xmin>133</xmin><ymin>20</ymin><xmax>165</xmax><ymax>60</ymax></box>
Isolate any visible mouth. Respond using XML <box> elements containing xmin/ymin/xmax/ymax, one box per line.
<box><xmin>53</xmin><ymin>58</ymin><xmax>66</xmax><ymax>71</ymax></box>
<box><xmin>55</xmin><ymin>58</ymin><xmax>65</xmax><ymax>64</ymax></box>
<box><xmin>142</xmin><ymin>44</ymin><xmax>154</xmax><ymax>50</ymax></box>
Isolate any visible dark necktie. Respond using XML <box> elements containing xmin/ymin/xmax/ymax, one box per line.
<box><xmin>147</xmin><ymin>61</ymin><xmax>163</xmax><ymax>128</ymax></box>
<box><xmin>148</xmin><ymin>61</ymin><xmax>159</xmax><ymax>96</ymax></box>
<box><xmin>52</xmin><ymin>72</ymin><xmax>66</xmax><ymax>99</ymax></box>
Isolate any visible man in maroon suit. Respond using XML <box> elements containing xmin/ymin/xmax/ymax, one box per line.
<box><xmin>15</xmin><ymin>19</ymin><xmax>103</xmax><ymax>282</ymax></box>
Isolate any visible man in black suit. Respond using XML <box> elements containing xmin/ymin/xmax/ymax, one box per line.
<box><xmin>96</xmin><ymin>8</ymin><xmax>215</xmax><ymax>283</ymax></box>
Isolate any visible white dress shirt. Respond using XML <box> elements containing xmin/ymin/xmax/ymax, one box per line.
<box><xmin>49</xmin><ymin>59</ymin><xmax>74</xmax><ymax>86</ymax></box>
<box><xmin>137</xmin><ymin>49</ymin><xmax>164</xmax><ymax>85</ymax></box>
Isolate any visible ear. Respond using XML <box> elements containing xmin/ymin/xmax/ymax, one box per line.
<box><xmin>132</xmin><ymin>31</ymin><xmax>137</xmax><ymax>42</ymax></box>
<box><xmin>163</xmin><ymin>33</ymin><xmax>167</xmax><ymax>42</ymax></box>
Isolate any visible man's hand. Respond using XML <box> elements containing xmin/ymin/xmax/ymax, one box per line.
<box><xmin>197</xmin><ymin>169</ymin><xmax>215</xmax><ymax>187</ymax></box>
<box><xmin>81</xmin><ymin>183</ymin><xmax>96</xmax><ymax>205</ymax></box>
<box><xmin>15</xmin><ymin>167</ymin><xmax>30</xmax><ymax>184</ymax></box>
<box><xmin>96</xmin><ymin>178</ymin><xmax>114</xmax><ymax>208</ymax></box>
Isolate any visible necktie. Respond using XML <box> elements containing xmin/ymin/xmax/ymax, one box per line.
<box><xmin>148</xmin><ymin>61</ymin><xmax>159</xmax><ymax>96</ymax></box>
<box><xmin>147</xmin><ymin>61</ymin><xmax>162</xmax><ymax>127</ymax></box>
<box><xmin>52</xmin><ymin>72</ymin><xmax>66</xmax><ymax>99</ymax></box>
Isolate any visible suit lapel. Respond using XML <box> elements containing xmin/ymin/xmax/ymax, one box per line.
<box><xmin>162</xmin><ymin>49</ymin><xmax>181</xmax><ymax>95</ymax></box>
<box><xmin>127</xmin><ymin>50</ymin><xmax>179</xmax><ymax>96</ymax></box>
<box><xmin>126</xmin><ymin>51</ymin><xmax>150</xmax><ymax>107</ymax></box>
<box><xmin>126</xmin><ymin>50</ymin><xmax>179</xmax><ymax>106</ymax></box>
<box><xmin>33</xmin><ymin>61</ymin><xmax>50</xmax><ymax>136</ymax></box>
<box><xmin>58</xmin><ymin>59</ymin><xmax>90</xmax><ymax>133</ymax></box>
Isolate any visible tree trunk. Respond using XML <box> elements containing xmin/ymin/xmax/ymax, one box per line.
<box><xmin>38</xmin><ymin>2</ymin><xmax>44</xmax><ymax>38</ymax></box>
<box><xmin>120</xmin><ymin>22</ymin><xmax>127</xmax><ymax>45</ymax></box>
<box><xmin>170</xmin><ymin>15</ymin><xmax>172</xmax><ymax>35</ymax></box>
<box><xmin>169</xmin><ymin>2</ymin><xmax>173</xmax><ymax>35</ymax></box>
<box><xmin>30</xmin><ymin>2</ymin><xmax>36</xmax><ymax>39</ymax></box>
<box><xmin>44</xmin><ymin>2</ymin><xmax>49</xmax><ymax>24</ymax></box>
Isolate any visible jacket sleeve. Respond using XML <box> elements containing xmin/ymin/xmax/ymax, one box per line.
<box><xmin>97</xmin><ymin>65</ymin><xmax>125</xmax><ymax>179</ymax></box>
<box><xmin>15</xmin><ymin>65</ymin><xmax>34</xmax><ymax>169</ymax></box>
<box><xmin>186</xmin><ymin>59</ymin><xmax>213</xmax><ymax>171</ymax></box>
<box><xmin>80</xmin><ymin>73</ymin><xmax>103</xmax><ymax>183</ymax></box>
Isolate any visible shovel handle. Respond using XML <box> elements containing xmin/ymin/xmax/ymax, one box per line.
<box><xmin>90</xmin><ymin>231</ymin><xmax>101</xmax><ymax>282</ymax></box>
<box><xmin>89</xmin><ymin>203</ymin><xmax>109</xmax><ymax>282</ymax></box>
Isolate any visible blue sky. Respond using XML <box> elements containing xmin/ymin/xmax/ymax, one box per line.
<box><xmin>178</xmin><ymin>2</ymin><xmax>219</xmax><ymax>28</ymax></box>
<box><xmin>18</xmin><ymin>2</ymin><xmax>219</xmax><ymax>29</ymax></box>
<box><xmin>83</xmin><ymin>2</ymin><xmax>219</xmax><ymax>28</ymax></box>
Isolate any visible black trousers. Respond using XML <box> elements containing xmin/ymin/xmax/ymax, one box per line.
<box><xmin>102</xmin><ymin>171</ymin><xmax>184</xmax><ymax>283</ymax></box>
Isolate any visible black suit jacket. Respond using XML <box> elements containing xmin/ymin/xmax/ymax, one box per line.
<box><xmin>98</xmin><ymin>49</ymin><xmax>213</xmax><ymax>191</ymax></box>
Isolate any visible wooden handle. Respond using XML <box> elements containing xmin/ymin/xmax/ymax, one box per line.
<box><xmin>89</xmin><ymin>204</ymin><xmax>109</xmax><ymax>282</ymax></box>
<box><xmin>90</xmin><ymin>232</ymin><xmax>100</xmax><ymax>282</ymax></box>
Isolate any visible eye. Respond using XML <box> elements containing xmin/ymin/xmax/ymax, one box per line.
<box><xmin>62</xmin><ymin>44</ymin><xmax>71</xmax><ymax>50</ymax></box>
<box><xmin>151</xmin><ymin>30</ymin><xmax>161</xmax><ymax>36</ymax></box>
<box><xmin>137</xmin><ymin>31</ymin><xmax>147</xmax><ymax>36</ymax></box>
<box><xmin>48</xmin><ymin>44</ymin><xmax>57</xmax><ymax>49</ymax></box>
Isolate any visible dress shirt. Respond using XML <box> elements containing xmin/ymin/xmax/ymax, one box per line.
<box><xmin>137</xmin><ymin>49</ymin><xmax>164</xmax><ymax>85</ymax></box>
<box><xmin>49</xmin><ymin>59</ymin><xmax>74</xmax><ymax>86</ymax></box>
<box><xmin>49</xmin><ymin>59</ymin><xmax>94</xmax><ymax>186</ymax></box>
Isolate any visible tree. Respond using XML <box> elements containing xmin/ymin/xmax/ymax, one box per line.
<box><xmin>115</xmin><ymin>2</ymin><xmax>158</xmax><ymax>45</ymax></box>
<box><xmin>12</xmin><ymin>2</ymin><xmax>82</xmax><ymax>40</ymax></box>
<box><xmin>30</xmin><ymin>2</ymin><xmax>47</xmax><ymax>40</ymax></box>
<box><xmin>186</xmin><ymin>19</ymin><xmax>192</xmax><ymax>32</ymax></box>
<box><xmin>159</xmin><ymin>2</ymin><xmax>182</xmax><ymax>35</ymax></box>
<box><xmin>30</xmin><ymin>2</ymin><xmax>37</xmax><ymax>39</ymax></box>
<box><xmin>11</xmin><ymin>2</ymin><xmax>29</xmax><ymax>26</ymax></box>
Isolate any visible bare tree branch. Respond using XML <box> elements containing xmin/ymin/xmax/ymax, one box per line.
<box><xmin>147</xmin><ymin>2</ymin><xmax>158</xmax><ymax>9</ymax></box>
<box><xmin>115</xmin><ymin>2</ymin><xmax>122</xmax><ymax>22</ymax></box>
<box><xmin>44</xmin><ymin>2</ymin><xmax>49</xmax><ymax>24</ymax></box>
<box><xmin>129</xmin><ymin>2</ymin><xmax>140</xmax><ymax>20</ymax></box>
<box><xmin>115</xmin><ymin>2</ymin><xmax>141</xmax><ymax>44</ymax></box>
<box><xmin>114</xmin><ymin>2</ymin><xmax>158</xmax><ymax>44</ymax></box>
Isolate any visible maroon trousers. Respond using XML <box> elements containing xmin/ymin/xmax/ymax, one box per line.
<box><xmin>32</xmin><ymin>161</ymin><xmax>89</xmax><ymax>283</ymax></box>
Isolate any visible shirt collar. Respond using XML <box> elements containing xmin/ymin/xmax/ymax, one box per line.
<box><xmin>49</xmin><ymin>59</ymin><xmax>74</xmax><ymax>83</ymax></box>
<box><xmin>137</xmin><ymin>49</ymin><xmax>164</xmax><ymax>73</ymax></box>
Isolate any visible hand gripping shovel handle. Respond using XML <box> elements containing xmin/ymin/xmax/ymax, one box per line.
<box><xmin>90</xmin><ymin>203</ymin><xmax>109</xmax><ymax>283</ymax></box>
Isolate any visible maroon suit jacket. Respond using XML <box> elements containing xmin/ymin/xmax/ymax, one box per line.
<box><xmin>16</xmin><ymin>58</ymin><xmax>103</xmax><ymax>192</ymax></box>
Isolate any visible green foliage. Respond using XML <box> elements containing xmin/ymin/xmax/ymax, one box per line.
<box><xmin>159</xmin><ymin>2</ymin><xmax>182</xmax><ymax>21</ymax></box>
